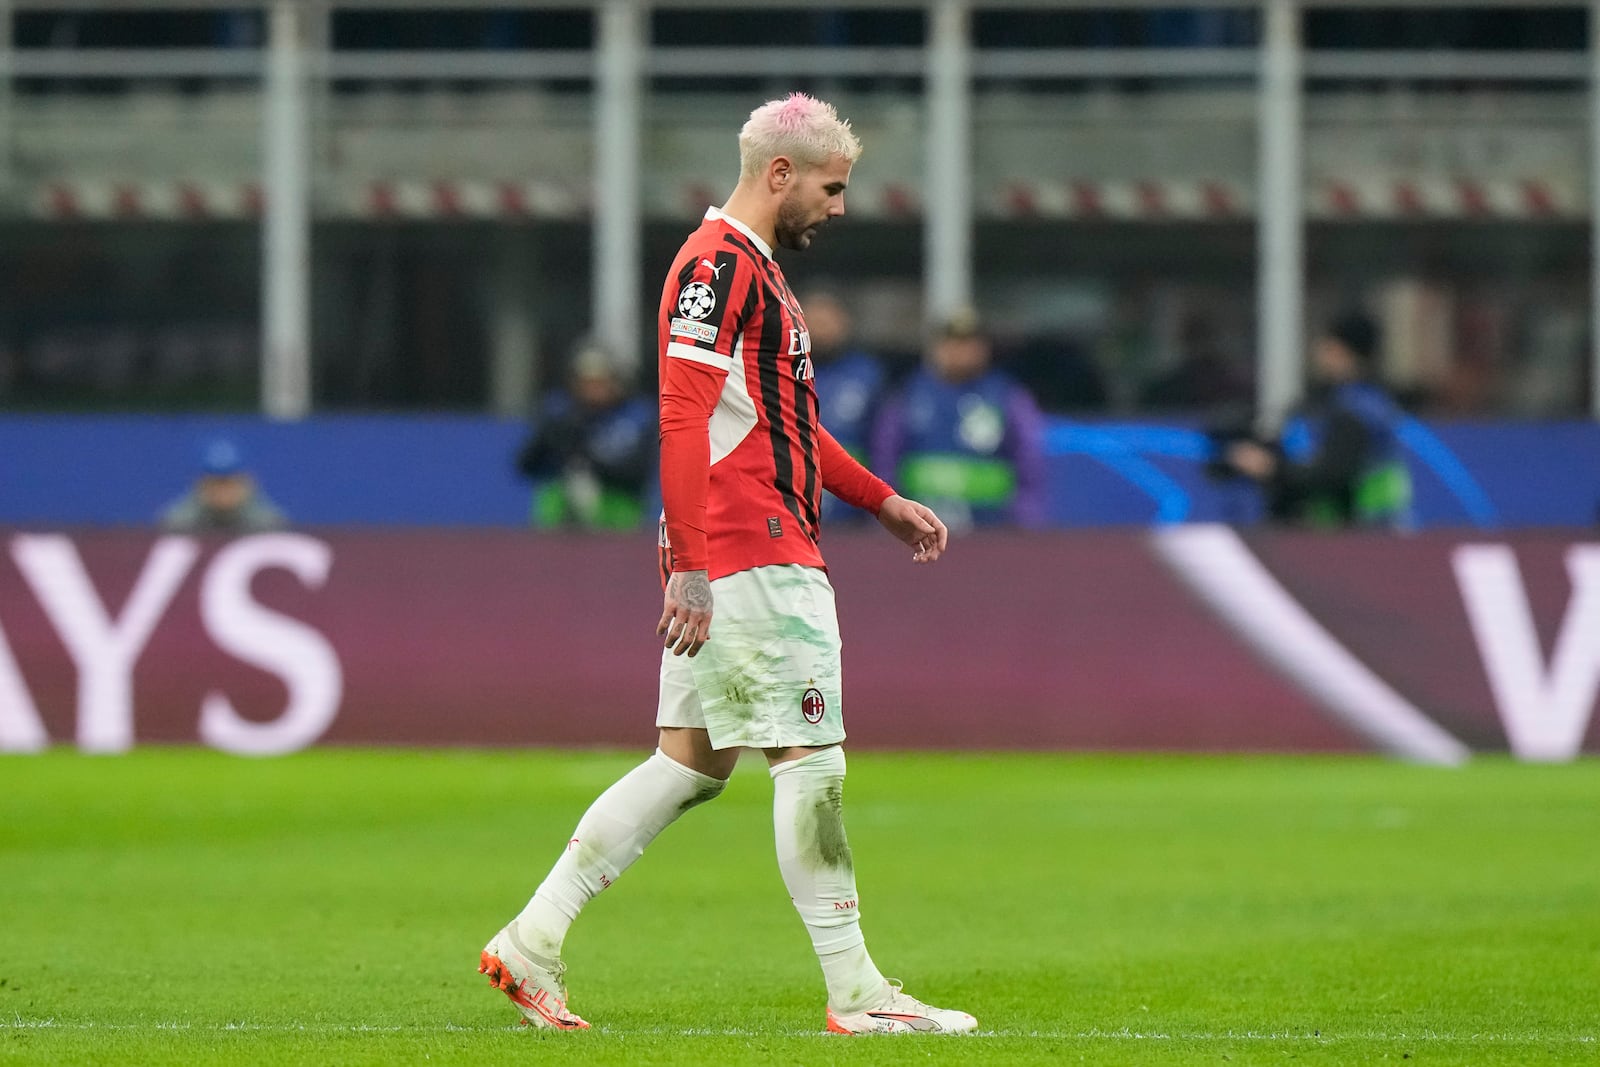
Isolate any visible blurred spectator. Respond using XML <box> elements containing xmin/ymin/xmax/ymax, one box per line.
<box><xmin>872</xmin><ymin>309</ymin><xmax>1048</xmax><ymax>530</ymax></box>
<box><xmin>1007</xmin><ymin>332</ymin><xmax>1109</xmax><ymax>413</ymax></box>
<box><xmin>1221</xmin><ymin>313</ymin><xmax>1413</xmax><ymax>530</ymax></box>
<box><xmin>803</xmin><ymin>288</ymin><xmax>888</xmax><ymax>523</ymax></box>
<box><xmin>160</xmin><ymin>438</ymin><xmax>287</xmax><ymax>534</ymax></box>
<box><xmin>1140</xmin><ymin>314</ymin><xmax>1253</xmax><ymax>412</ymax></box>
<box><xmin>517</xmin><ymin>340</ymin><xmax>655</xmax><ymax>531</ymax></box>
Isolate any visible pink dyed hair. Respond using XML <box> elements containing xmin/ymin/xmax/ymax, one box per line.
<box><xmin>737</xmin><ymin>93</ymin><xmax>862</xmax><ymax>179</ymax></box>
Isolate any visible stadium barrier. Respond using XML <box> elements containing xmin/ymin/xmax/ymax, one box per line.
<box><xmin>2</xmin><ymin>415</ymin><xmax>1599</xmax><ymax>528</ymax></box>
<box><xmin>0</xmin><ymin>527</ymin><xmax>1595</xmax><ymax>762</ymax></box>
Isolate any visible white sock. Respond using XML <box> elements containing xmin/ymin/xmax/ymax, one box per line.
<box><xmin>513</xmin><ymin>747</ymin><xmax>725</xmax><ymax>957</ymax></box>
<box><xmin>770</xmin><ymin>747</ymin><xmax>889</xmax><ymax>1014</ymax></box>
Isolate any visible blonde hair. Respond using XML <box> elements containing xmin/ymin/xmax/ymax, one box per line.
<box><xmin>737</xmin><ymin>93</ymin><xmax>862</xmax><ymax>180</ymax></box>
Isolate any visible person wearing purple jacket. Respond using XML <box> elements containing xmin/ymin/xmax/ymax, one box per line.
<box><xmin>871</xmin><ymin>309</ymin><xmax>1049</xmax><ymax>530</ymax></box>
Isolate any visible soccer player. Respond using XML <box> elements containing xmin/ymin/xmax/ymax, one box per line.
<box><xmin>478</xmin><ymin>93</ymin><xmax>978</xmax><ymax>1036</ymax></box>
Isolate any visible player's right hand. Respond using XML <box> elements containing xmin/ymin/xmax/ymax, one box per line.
<box><xmin>658</xmin><ymin>569</ymin><xmax>714</xmax><ymax>657</ymax></box>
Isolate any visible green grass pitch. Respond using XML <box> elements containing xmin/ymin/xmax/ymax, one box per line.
<box><xmin>2</xmin><ymin>748</ymin><xmax>1597</xmax><ymax>1066</ymax></box>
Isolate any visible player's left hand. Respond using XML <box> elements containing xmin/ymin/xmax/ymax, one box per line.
<box><xmin>876</xmin><ymin>494</ymin><xmax>948</xmax><ymax>564</ymax></box>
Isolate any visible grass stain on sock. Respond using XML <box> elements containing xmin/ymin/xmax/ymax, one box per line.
<box><xmin>799</xmin><ymin>780</ymin><xmax>853</xmax><ymax>875</ymax></box>
<box><xmin>677</xmin><ymin>781</ymin><xmax>725</xmax><ymax>814</ymax></box>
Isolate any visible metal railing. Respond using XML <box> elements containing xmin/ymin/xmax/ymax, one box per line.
<box><xmin>0</xmin><ymin>0</ymin><xmax>1596</xmax><ymax>422</ymax></box>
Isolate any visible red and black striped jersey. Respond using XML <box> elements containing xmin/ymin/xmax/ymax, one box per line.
<box><xmin>656</xmin><ymin>208</ymin><xmax>830</xmax><ymax>582</ymax></box>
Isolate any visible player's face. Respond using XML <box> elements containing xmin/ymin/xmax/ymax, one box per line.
<box><xmin>775</xmin><ymin>154</ymin><xmax>852</xmax><ymax>251</ymax></box>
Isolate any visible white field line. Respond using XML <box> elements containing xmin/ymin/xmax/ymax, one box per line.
<box><xmin>3</xmin><ymin>1018</ymin><xmax>1596</xmax><ymax>1043</ymax></box>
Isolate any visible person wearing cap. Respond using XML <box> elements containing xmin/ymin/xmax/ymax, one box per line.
<box><xmin>159</xmin><ymin>438</ymin><xmax>288</xmax><ymax>534</ymax></box>
<box><xmin>1224</xmin><ymin>312</ymin><xmax>1413</xmax><ymax>529</ymax></box>
<box><xmin>516</xmin><ymin>340</ymin><xmax>656</xmax><ymax>530</ymax></box>
<box><xmin>870</xmin><ymin>308</ymin><xmax>1048</xmax><ymax>530</ymax></box>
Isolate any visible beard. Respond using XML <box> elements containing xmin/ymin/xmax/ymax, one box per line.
<box><xmin>774</xmin><ymin>194</ymin><xmax>822</xmax><ymax>251</ymax></box>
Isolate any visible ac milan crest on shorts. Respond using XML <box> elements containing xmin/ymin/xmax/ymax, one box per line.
<box><xmin>656</xmin><ymin>564</ymin><xmax>844</xmax><ymax>750</ymax></box>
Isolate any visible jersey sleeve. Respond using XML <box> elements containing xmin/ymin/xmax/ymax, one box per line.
<box><xmin>658</xmin><ymin>246</ymin><xmax>753</xmax><ymax>572</ymax></box>
<box><xmin>659</xmin><ymin>359</ymin><xmax>725</xmax><ymax>571</ymax></box>
<box><xmin>820</xmin><ymin>426</ymin><xmax>895</xmax><ymax>514</ymax></box>
<box><xmin>663</xmin><ymin>245</ymin><xmax>749</xmax><ymax>374</ymax></box>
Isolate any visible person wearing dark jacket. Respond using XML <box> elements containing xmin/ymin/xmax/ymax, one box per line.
<box><xmin>517</xmin><ymin>342</ymin><xmax>655</xmax><ymax>530</ymax></box>
<box><xmin>801</xmin><ymin>288</ymin><xmax>888</xmax><ymax>524</ymax></box>
<box><xmin>1224</xmin><ymin>313</ymin><xmax>1413</xmax><ymax>530</ymax></box>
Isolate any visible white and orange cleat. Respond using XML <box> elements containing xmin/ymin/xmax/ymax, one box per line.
<box><xmin>478</xmin><ymin>927</ymin><xmax>590</xmax><ymax>1030</ymax></box>
<box><xmin>825</xmin><ymin>980</ymin><xmax>977</xmax><ymax>1035</ymax></box>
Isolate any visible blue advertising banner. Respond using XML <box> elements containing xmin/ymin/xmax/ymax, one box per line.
<box><xmin>1</xmin><ymin>414</ymin><xmax>1596</xmax><ymax>528</ymax></box>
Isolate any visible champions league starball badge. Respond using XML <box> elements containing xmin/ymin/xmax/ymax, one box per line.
<box><xmin>677</xmin><ymin>282</ymin><xmax>717</xmax><ymax>320</ymax></box>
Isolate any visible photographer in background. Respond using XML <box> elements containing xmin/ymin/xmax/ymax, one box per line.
<box><xmin>517</xmin><ymin>340</ymin><xmax>655</xmax><ymax>531</ymax></box>
<box><xmin>1222</xmin><ymin>313</ymin><xmax>1413</xmax><ymax>530</ymax></box>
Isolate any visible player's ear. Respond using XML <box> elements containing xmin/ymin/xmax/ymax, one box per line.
<box><xmin>769</xmin><ymin>156</ymin><xmax>794</xmax><ymax>192</ymax></box>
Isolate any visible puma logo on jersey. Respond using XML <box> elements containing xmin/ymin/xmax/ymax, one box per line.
<box><xmin>700</xmin><ymin>258</ymin><xmax>725</xmax><ymax>279</ymax></box>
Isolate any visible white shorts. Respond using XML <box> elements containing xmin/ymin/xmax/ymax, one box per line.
<box><xmin>656</xmin><ymin>564</ymin><xmax>846</xmax><ymax>750</ymax></box>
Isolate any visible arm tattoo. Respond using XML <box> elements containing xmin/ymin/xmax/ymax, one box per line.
<box><xmin>674</xmin><ymin>570</ymin><xmax>713</xmax><ymax>613</ymax></box>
